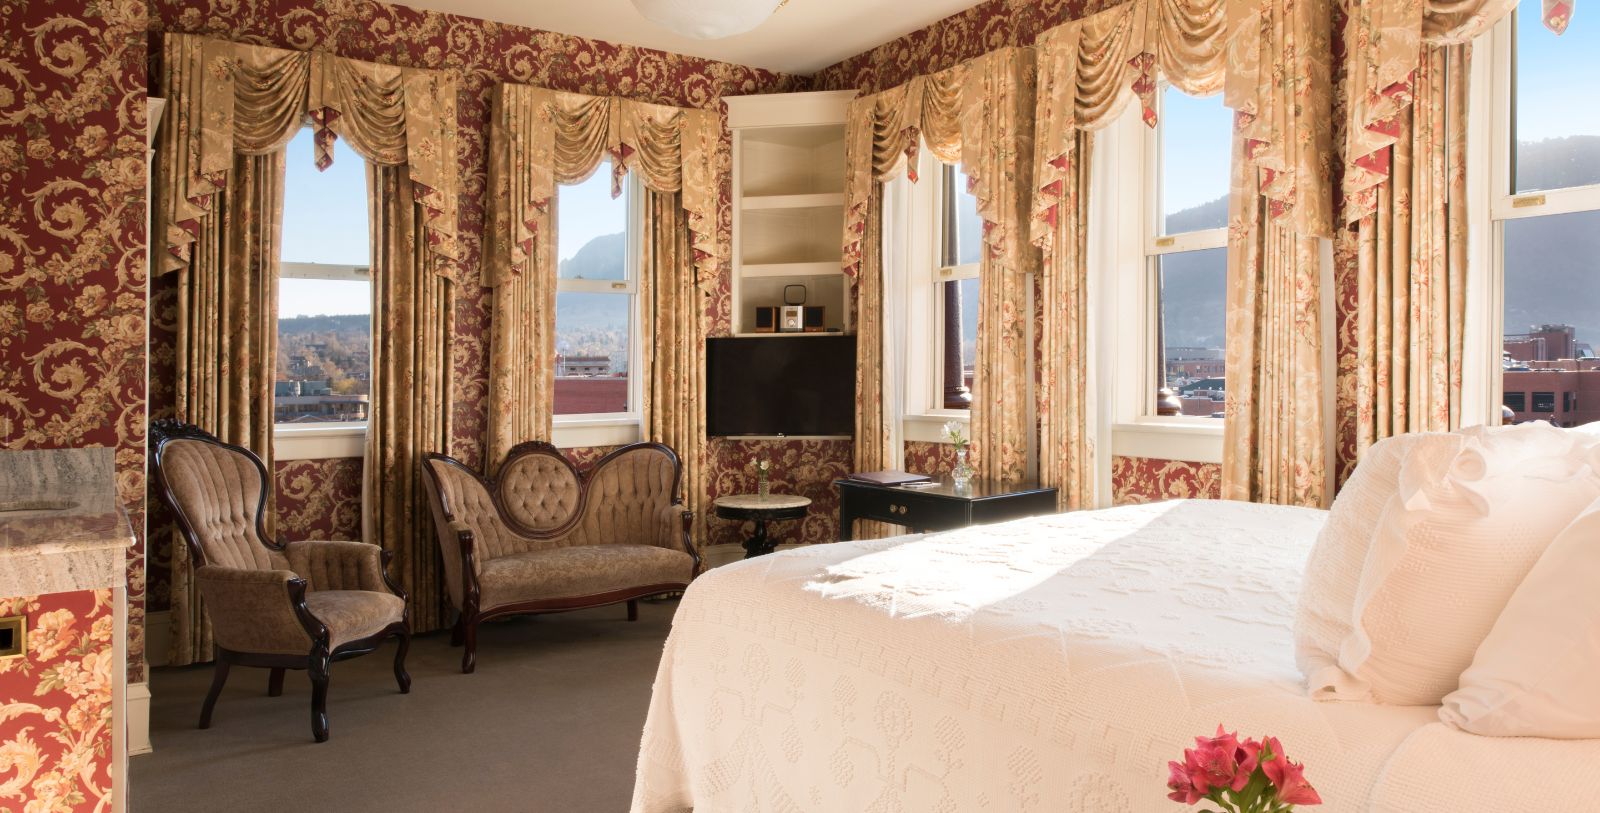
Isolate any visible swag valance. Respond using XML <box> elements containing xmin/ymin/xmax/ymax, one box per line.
<box><xmin>1344</xmin><ymin>0</ymin><xmax>1575</xmax><ymax>221</ymax></box>
<box><xmin>484</xmin><ymin>84</ymin><xmax>719</xmax><ymax>288</ymax></box>
<box><xmin>1029</xmin><ymin>0</ymin><xmax>1335</xmax><ymax>243</ymax></box>
<box><xmin>157</xmin><ymin>33</ymin><xmax>460</xmax><ymax>279</ymax></box>
<box><xmin>841</xmin><ymin>47</ymin><xmax>1038</xmax><ymax>279</ymax></box>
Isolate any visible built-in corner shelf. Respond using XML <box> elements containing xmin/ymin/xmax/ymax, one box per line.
<box><xmin>726</xmin><ymin>90</ymin><xmax>857</xmax><ymax>337</ymax></box>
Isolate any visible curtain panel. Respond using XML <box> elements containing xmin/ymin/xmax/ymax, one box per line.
<box><xmin>1343</xmin><ymin>0</ymin><xmax>1574</xmax><ymax>222</ymax></box>
<box><xmin>483</xmin><ymin>84</ymin><xmax>718</xmax><ymax>542</ymax></box>
<box><xmin>1035</xmin><ymin>132</ymin><xmax>1096</xmax><ymax>511</ymax></box>
<box><xmin>840</xmin><ymin>48</ymin><xmax>1039</xmax><ymax>482</ymax></box>
<box><xmin>1353</xmin><ymin>46</ymin><xmax>1470</xmax><ymax>453</ymax></box>
<box><xmin>154</xmin><ymin>33</ymin><xmax>461</xmax><ymax>281</ymax></box>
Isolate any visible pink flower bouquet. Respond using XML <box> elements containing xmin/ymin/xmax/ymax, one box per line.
<box><xmin>1166</xmin><ymin>726</ymin><xmax>1322</xmax><ymax>812</ymax></box>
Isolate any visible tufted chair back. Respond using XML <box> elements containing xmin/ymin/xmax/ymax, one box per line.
<box><xmin>495</xmin><ymin>444</ymin><xmax>582</xmax><ymax>533</ymax></box>
<box><xmin>564</xmin><ymin>445</ymin><xmax>679</xmax><ymax>548</ymax></box>
<box><xmin>152</xmin><ymin>430</ymin><xmax>285</xmax><ymax>572</ymax></box>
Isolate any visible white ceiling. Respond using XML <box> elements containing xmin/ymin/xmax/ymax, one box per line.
<box><xmin>397</xmin><ymin>0</ymin><xmax>985</xmax><ymax>75</ymax></box>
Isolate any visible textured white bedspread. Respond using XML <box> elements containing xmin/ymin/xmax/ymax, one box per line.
<box><xmin>631</xmin><ymin>500</ymin><xmax>1600</xmax><ymax>812</ymax></box>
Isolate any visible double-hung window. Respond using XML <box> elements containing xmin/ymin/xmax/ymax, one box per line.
<box><xmin>1476</xmin><ymin>7</ymin><xmax>1600</xmax><ymax>428</ymax></box>
<box><xmin>553</xmin><ymin>162</ymin><xmax>643</xmax><ymax>446</ymax></box>
<box><xmin>1148</xmin><ymin>85</ymin><xmax>1231</xmax><ymax>420</ymax></box>
<box><xmin>886</xmin><ymin>150</ymin><xmax>984</xmax><ymax>440</ymax></box>
<box><xmin>274</xmin><ymin>126</ymin><xmax>371</xmax><ymax>459</ymax></box>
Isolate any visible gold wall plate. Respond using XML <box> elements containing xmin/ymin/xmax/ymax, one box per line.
<box><xmin>0</xmin><ymin>615</ymin><xmax>24</xmax><ymax>660</ymax></box>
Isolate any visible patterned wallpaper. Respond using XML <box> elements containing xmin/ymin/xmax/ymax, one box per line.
<box><xmin>0</xmin><ymin>590</ymin><xmax>116</xmax><ymax>812</ymax></box>
<box><xmin>0</xmin><ymin>0</ymin><xmax>148</xmax><ymax>682</ymax></box>
<box><xmin>1110</xmin><ymin>456</ymin><xmax>1223</xmax><ymax>504</ymax></box>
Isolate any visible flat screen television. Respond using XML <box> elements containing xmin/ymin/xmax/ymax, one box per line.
<box><xmin>707</xmin><ymin>336</ymin><xmax>856</xmax><ymax>436</ymax></box>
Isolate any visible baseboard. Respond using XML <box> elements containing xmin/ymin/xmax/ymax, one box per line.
<box><xmin>145</xmin><ymin>610</ymin><xmax>170</xmax><ymax>668</ymax></box>
<box><xmin>128</xmin><ymin>681</ymin><xmax>152</xmax><ymax>756</ymax></box>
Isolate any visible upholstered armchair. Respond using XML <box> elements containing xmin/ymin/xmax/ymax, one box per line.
<box><xmin>149</xmin><ymin>419</ymin><xmax>410</xmax><ymax>743</ymax></box>
<box><xmin>421</xmin><ymin>441</ymin><xmax>699</xmax><ymax>673</ymax></box>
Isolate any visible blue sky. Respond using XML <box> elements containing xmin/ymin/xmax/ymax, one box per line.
<box><xmin>558</xmin><ymin>163</ymin><xmax>626</xmax><ymax>265</ymax></box>
<box><xmin>1161</xmin><ymin>86</ymin><xmax>1233</xmax><ymax>222</ymax></box>
<box><xmin>1516</xmin><ymin>2</ymin><xmax>1600</xmax><ymax>144</ymax></box>
<box><xmin>279</xmin><ymin>128</ymin><xmax>371</xmax><ymax>318</ymax></box>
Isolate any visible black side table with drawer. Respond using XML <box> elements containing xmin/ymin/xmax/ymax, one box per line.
<box><xmin>834</xmin><ymin>477</ymin><xmax>1059</xmax><ymax>541</ymax></box>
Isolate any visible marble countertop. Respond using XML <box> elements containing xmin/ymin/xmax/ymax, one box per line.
<box><xmin>0</xmin><ymin>448</ymin><xmax>133</xmax><ymax>560</ymax></box>
<box><xmin>713</xmin><ymin>493</ymin><xmax>812</xmax><ymax>510</ymax></box>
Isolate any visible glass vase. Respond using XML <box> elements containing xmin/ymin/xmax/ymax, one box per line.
<box><xmin>952</xmin><ymin>447</ymin><xmax>972</xmax><ymax>489</ymax></box>
<box><xmin>758</xmin><ymin>471</ymin><xmax>770</xmax><ymax>498</ymax></box>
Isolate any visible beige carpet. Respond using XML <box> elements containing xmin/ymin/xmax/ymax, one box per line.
<box><xmin>132</xmin><ymin>601</ymin><xmax>677</xmax><ymax>812</ymax></box>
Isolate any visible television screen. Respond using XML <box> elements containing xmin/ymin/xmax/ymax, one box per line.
<box><xmin>707</xmin><ymin>336</ymin><xmax>856</xmax><ymax>436</ymax></box>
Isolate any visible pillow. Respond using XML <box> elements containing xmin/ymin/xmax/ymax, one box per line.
<box><xmin>1335</xmin><ymin>422</ymin><xmax>1600</xmax><ymax>705</ymax></box>
<box><xmin>1294</xmin><ymin>432</ymin><xmax>1454</xmax><ymax>700</ymax></box>
<box><xmin>1439</xmin><ymin>493</ymin><xmax>1600</xmax><ymax>737</ymax></box>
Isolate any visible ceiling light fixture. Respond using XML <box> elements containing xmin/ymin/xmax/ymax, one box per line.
<box><xmin>630</xmin><ymin>0</ymin><xmax>789</xmax><ymax>40</ymax></box>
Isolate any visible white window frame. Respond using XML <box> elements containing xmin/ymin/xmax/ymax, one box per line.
<box><xmin>272</xmin><ymin>262</ymin><xmax>372</xmax><ymax>461</ymax></box>
<box><xmin>1100</xmin><ymin>87</ymin><xmax>1227</xmax><ymax>465</ymax></box>
<box><xmin>890</xmin><ymin>150</ymin><xmax>978</xmax><ymax>444</ymax></box>
<box><xmin>551</xmin><ymin>167</ymin><xmax>645</xmax><ymax>449</ymax></box>
<box><xmin>1463</xmin><ymin>17</ymin><xmax>1600</xmax><ymax>427</ymax></box>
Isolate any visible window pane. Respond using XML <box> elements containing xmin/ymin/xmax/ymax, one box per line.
<box><xmin>938</xmin><ymin>277</ymin><xmax>979</xmax><ymax>408</ymax></box>
<box><xmin>1501</xmin><ymin>209</ymin><xmax>1600</xmax><ymax>426</ymax></box>
<box><xmin>1513</xmin><ymin>4</ymin><xmax>1600</xmax><ymax>193</ymax></box>
<box><xmin>942</xmin><ymin>164</ymin><xmax>984</xmax><ymax>267</ymax></box>
<box><xmin>558</xmin><ymin>163</ymin><xmax>628</xmax><ymax>280</ymax></box>
<box><xmin>554</xmin><ymin>292</ymin><xmax>631</xmax><ymax>415</ymax></box>
<box><xmin>1160</xmin><ymin>86</ymin><xmax>1232</xmax><ymax>234</ymax></box>
<box><xmin>276</xmin><ymin>129</ymin><xmax>371</xmax><ymax>425</ymax></box>
<box><xmin>1157</xmin><ymin>247</ymin><xmax>1227</xmax><ymax>417</ymax></box>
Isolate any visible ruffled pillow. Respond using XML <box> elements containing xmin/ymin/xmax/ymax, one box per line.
<box><xmin>1440</xmin><ymin>491</ymin><xmax>1600</xmax><ymax>737</ymax></box>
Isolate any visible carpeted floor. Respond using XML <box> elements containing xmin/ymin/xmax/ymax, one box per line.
<box><xmin>132</xmin><ymin>600</ymin><xmax>677</xmax><ymax>813</ymax></box>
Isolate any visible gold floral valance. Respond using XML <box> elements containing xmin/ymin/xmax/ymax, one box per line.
<box><xmin>1028</xmin><ymin>0</ymin><xmax>1334</xmax><ymax>243</ymax></box>
<box><xmin>841</xmin><ymin>47</ymin><xmax>1038</xmax><ymax>278</ymax></box>
<box><xmin>1344</xmin><ymin>0</ymin><xmax>1574</xmax><ymax>221</ymax></box>
<box><xmin>156</xmin><ymin>33</ymin><xmax>460</xmax><ymax>278</ymax></box>
<box><xmin>484</xmin><ymin>83</ymin><xmax>719</xmax><ymax>287</ymax></box>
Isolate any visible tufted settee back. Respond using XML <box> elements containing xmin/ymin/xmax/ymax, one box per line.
<box><xmin>563</xmin><ymin>446</ymin><xmax>678</xmax><ymax>549</ymax></box>
<box><xmin>495</xmin><ymin>448</ymin><xmax>583</xmax><ymax>533</ymax></box>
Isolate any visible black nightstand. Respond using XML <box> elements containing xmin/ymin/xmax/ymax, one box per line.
<box><xmin>834</xmin><ymin>477</ymin><xmax>1059</xmax><ymax>540</ymax></box>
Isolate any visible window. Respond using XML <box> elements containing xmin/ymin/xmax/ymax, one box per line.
<box><xmin>1486</xmin><ymin>7</ymin><xmax>1600</xmax><ymax>427</ymax></box>
<box><xmin>554</xmin><ymin>162</ymin><xmax>639</xmax><ymax>420</ymax></box>
<box><xmin>1149</xmin><ymin>85</ymin><xmax>1230</xmax><ymax>418</ymax></box>
<box><xmin>936</xmin><ymin>164</ymin><xmax>981</xmax><ymax>409</ymax></box>
<box><xmin>275</xmin><ymin>127</ymin><xmax>371</xmax><ymax>429</ymax></box>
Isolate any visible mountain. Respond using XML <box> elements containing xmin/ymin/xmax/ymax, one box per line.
<box><xmin>278</xmin><ymin>313</ymin><xmax>369</xmax><ymax>337</ymax></box>
<box><xmin>1503</xmin><ymin>136</ymin><xmax>1600</xmax><ymax>344</ymax></box>
<box><xmin>1159</xmin><ymin>196</ymin><xmax>1230</xmax><ymax>350</ymax></box>
<box><xmin>558</xmin><ymin>231</ymin><xmax>625</xmax><ymax>282</ymax></box>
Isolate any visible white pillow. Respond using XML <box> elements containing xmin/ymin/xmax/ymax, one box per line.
<box><xmin>1336</xmin><ymin>422</ymin><xmax>1600</xmax><ymax>705</ymax></box>
<box><xmin>1295</xmin><ymin>432</ymin><xmax>1455</xmax><ymax>699</ymax></box>
<box><xmin>1440</xmin><ymin>493</ymin><xmax>1600</xmax><ymax>737</ymax></box>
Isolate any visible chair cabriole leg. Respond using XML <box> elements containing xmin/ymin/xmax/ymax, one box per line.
<box><xmin>461</xmin><ymin>616</ymin><xmax>477</xmax><ymax>674</ymax></box>
<box><xmin>199</xmin><ymin>656</ymin><xmax>231</xmax><ymax>729</ymax></box>
<box><xmin>309</xmin><ymin>648</ymin><xmax>331</xmax><ymax>743</ymax></box>
<box><xmin>267</xmin><ymin>667</ymin><xmax>285</xmax><ymax>697</ymax></box>
<box><xmin>393</xmin><ymin>625</ymin><xmax>412</xmax><ymax>693</ymax></box>
<box><xmin>627</xmin><ymin>599</ymin><xmax>638</xmax><ymax>622</ymax></box>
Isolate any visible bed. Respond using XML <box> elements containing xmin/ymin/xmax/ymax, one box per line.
<box><xmin>631</xmin><ymin>500</ymin><xmax>1600</xmax><ymax>812</ymax></box>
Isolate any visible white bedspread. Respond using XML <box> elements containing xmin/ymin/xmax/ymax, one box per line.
<box><xmin>632</xmin><ymin>500</ymin><xmax>1600</xmax><ymax>812</ymax></box>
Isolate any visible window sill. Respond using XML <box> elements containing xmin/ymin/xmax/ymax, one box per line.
<box><xmin>1110</xmin><ymin>418</ymin><xmax>1224</xmax><ymax>464</ymax></box>
<box><xmin>902</xmin><ymin>412</ymin><xmax>968</xmax><ymax>444</ymax></box>
<box><xmin>552</xmin><ymin>417</ymin><xmax>642</xmax><ymax>449</ymax></box>
<box><xmin>274</xmin><ymin>424</ymin><xmax>366</xmax><ymax>461</ymax></box>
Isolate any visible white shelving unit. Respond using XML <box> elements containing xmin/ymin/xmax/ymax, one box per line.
<box><xmin>726</xmin><ymin>90</ymin><xmax>857</xmax><ymax>337</ymax></box>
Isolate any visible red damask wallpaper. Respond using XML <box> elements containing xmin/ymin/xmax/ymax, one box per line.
<box><xmin>904</xmin><ymin>439</ymin><xmax>960</xmax><ymax>477</ymax></box>
<box><xmin>0</xmin><ymin>0</ymin><xmax>148</xmax><ymax>682</ymax></box>
<box><xmin>1110</xmin><ymin>456</ymin><xmax>1223</xmax><ymax>504</ymax></box>
<box><xmin>0</xmin><ymin>590</ymin><xmax>116</xmax><ymax>812</ymax></box>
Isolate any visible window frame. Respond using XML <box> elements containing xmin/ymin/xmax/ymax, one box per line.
<box><xmin>1464</xmin><ymin>16</ymin><xmax>1600</xmax><ymax>428</ymax></box>
<box><xmin>272</xmin><ymin>130</ymin><xmax>375</xmax><ymax>461</ymax></box>
<box><xmin>1099</xmin><ymin>86</ymin><xmax>1228</xmax><ymax>466</ymax></box>
<box><xmin>932</xmin><ymin>162</ymin><xmax>981</xmax><ymax>412</ymax></box>
<box><xmin>551</xmin><ymin>166</ymin><xmax>645</xmax><ymax>448</ymax></box>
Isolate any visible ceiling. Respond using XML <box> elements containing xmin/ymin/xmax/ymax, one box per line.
<box><xmin>397</xmin><ymin>0</ymin><xmax>986</xmax><ymax>75</ymax></box>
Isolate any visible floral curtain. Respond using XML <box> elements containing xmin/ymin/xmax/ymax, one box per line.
<box><xmin>1221</xmin><ymin>132</ymin><xmax>1328</xmax><ymax>507</ymax></box>
<box><xmin>639</xmin><ymin>190</ymin><xmax>709</xmax><ymax>545</ymax></box>
<box><xmin>840</xmin><ymin>48</ymin><xmax>1039</xmax><ymax>482</ymax></box>
<box><xmin>365</xmin><ymin>164</ymin><xmax>454</xmax><ymax>632</ymax></box>
<box><xmin>1354</xmin><ymin>46</ymin><xmax>1470</xmax><ymax>454</ymax></box>
<box><xmin>154</xmin><ymin>33</ymin><xmax>460</xmax><ymax>280</ymax></box>
<box><xmin>1344</xmin><ymin>0</ymin><xmax>1574</xmax><ymax>222</ymax></box>
<box><xmin>484</xmin><ymin>84</ymin><xmax>718</xmax><ymax>466</ymax></box>
<box><xmin>1035</xmin><ymin>131</ymin><xmax>1096</xmax><ymax>511</ymax></box>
